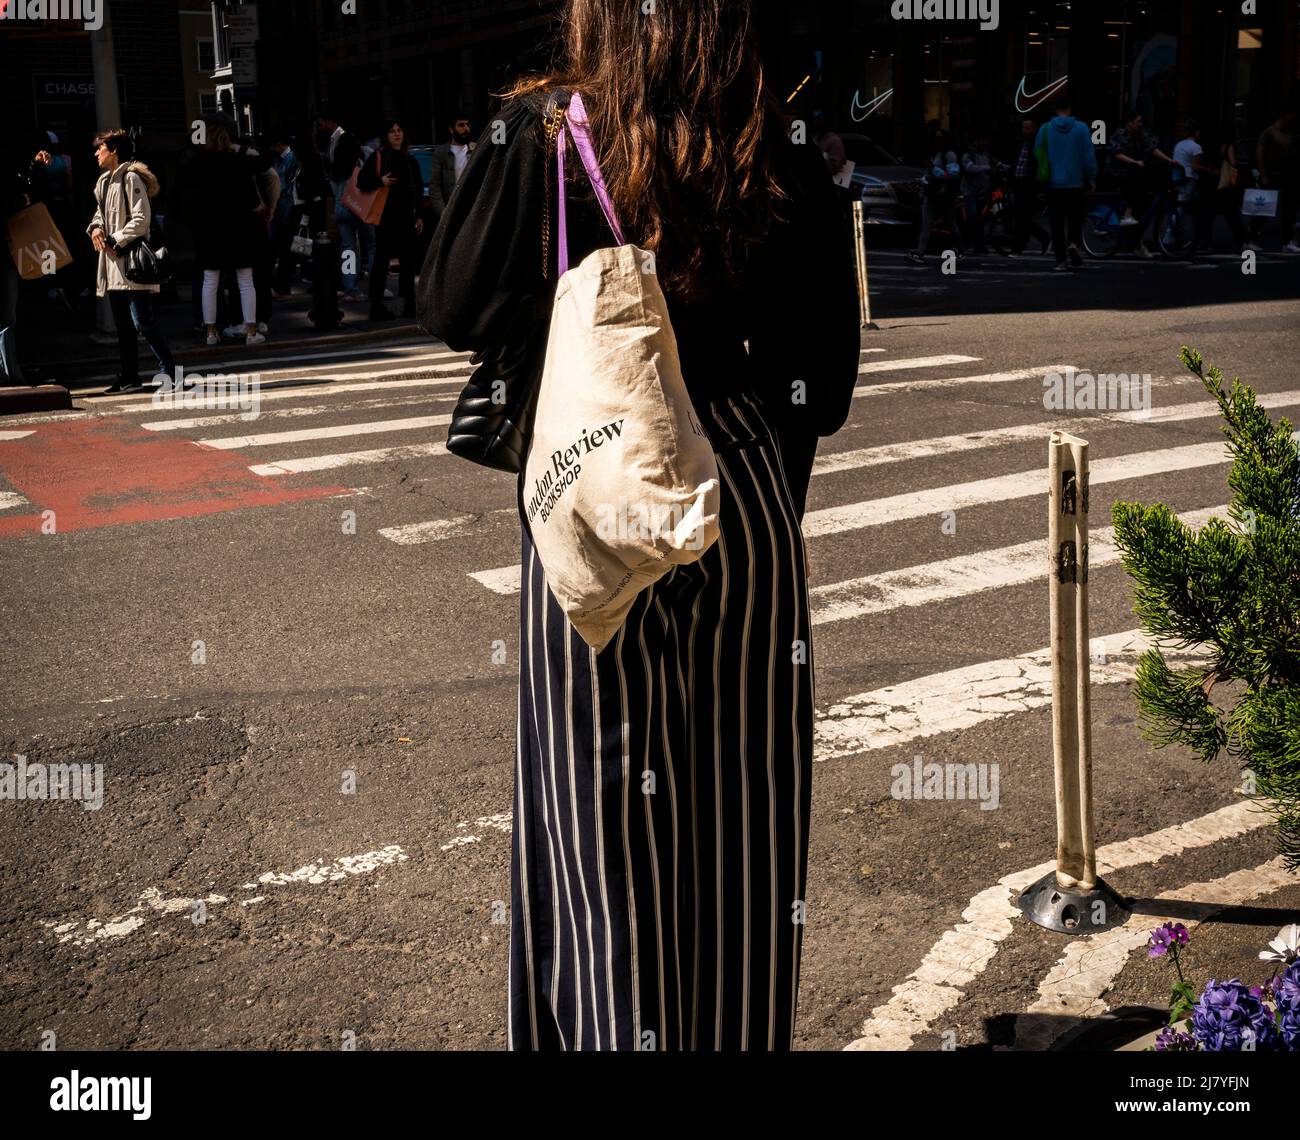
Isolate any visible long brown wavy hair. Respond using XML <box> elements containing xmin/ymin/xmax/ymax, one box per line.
<box><xmin>504</xmin><ymin>0</ymin><xmax>790</xmax><ymax>302</ymax></box>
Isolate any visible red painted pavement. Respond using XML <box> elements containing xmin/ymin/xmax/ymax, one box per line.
<box><xmin>0</xmin><ymin>417</ymin><xmax>347</xmax><ymax>536</ymax></box>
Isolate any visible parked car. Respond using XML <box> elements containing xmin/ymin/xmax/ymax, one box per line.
<box><xmin>838</xmin><ymin>132</ymin><xmax>926</xmax><ymax>237</ymax></box>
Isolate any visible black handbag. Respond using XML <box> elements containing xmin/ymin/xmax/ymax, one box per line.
<box><xmin>98</xmin><ymin>174</ymin><xmax>173</xmax><ymax>286</ymax></box>
<box><xmin>441</xmin><ymin>90</ymin><xmax>570</xmax><ymax>474</ymax></box>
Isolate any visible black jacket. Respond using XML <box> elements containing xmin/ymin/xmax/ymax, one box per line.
<box><xmin>417</xmin><ymin>91</ymin><xmax>860</xmax><ymax>518</ymax></box>
<box><xmin>357</xmin><ymin>147</ymin><xmax>424</xmax><ymax>232</ymax></box>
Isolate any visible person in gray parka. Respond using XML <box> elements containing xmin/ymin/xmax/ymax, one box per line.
<box><xmin>88</xmin><ymin>129</ymin><xmax>176</xmax><ymax>393</ymax></box>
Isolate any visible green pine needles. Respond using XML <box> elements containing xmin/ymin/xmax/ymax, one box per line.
<box><xmin>1112</xmin><ymin>347</ymin><xmax>1300</xmax><ymax>870</ymax></box>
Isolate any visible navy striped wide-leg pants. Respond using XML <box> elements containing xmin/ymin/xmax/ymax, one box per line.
<box><xmin>508</xmin><ymin>390</ymin><xmax>814</xmax><ymax>1051</ymax></box>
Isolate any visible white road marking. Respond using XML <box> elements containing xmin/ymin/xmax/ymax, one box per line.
<box><xmin>379</xmin><ymin>510</ymin><xmax>515</xmax><ymax>545</ymax></box>
<box><xmin>815</xmin><ymin>390</ymin><xmax>1300</xmax><ymax>476</ymax></box>
<box><xmin>853</xmin><ymin>365</ymin><xmax>1074</xmax><ymax>398</ymax></box>
<box><xmin>199</xmin><ymin>414</ymin><xmax>450</xmax><ymax>450</ymax></box>
<box><xmin>250</xmin><ymin>440</ymin><xmax>448</xmax><ymax>475</ymax></box>
<box><xmin>440</xmin><ymin>812</ymin><xmax>513</xmax><ymax>850</ymax></box>
<box><xmin>239</xmin><ymin>845</ymin><xmax>409</xmax><ymax>887</ymax></box>
<box><xmin>138</xmin><ymin>391</ymin><xmax>457</xmax><ymax>431</ymax></box>
<box><xmin>814</xmin><ymin>628</ymin><xmax>1205</xmax><ymax>762</ymax></box>
<box><xmin>469</xmin><ymin>565</ymin><xmax>525</xmax><ymax>594</ymax></box>
<box><xmin>38</xmin><ymin>887</ymin><xmax>230</xmax><ymax>948</ymax></box>
<box><xmin>37</xmin><ymin>845</ymin><xmax>411</xmax><ymax>950</ymax></box>
<box><xmin>1014</xmin><ymin>857</ymin><xmax>1292</xmax><ymax>1050</ymax></box>
<box><xmin>114</xmin><ymin>372</ymin><xmax>471</xmax><ymax>414</ymax></box>
<box><xmin>0</xmin><ymin>491</ymin><xmax>29</xmax><ymax>511</ymax></box>
<box><xmin>811</xmin><ymin>505</ymin><xmax>1227</xmax><ymax>626</ymax></box>
<box><xmin>801</xmin><ymin>435</ymin><xmax>1299</xmax><ymax>539</ymax></box>
<box><xmin>858</xmin><ymin>354</ymin><xmax>980</xmax><ymax>374</ymax></box>
<box><xmin>844</xmin><ymin>801</ymin><xmax>1271</xmax><ymax>1051</ymax></box>
<box><xmin>0</xmin><ymin>430</ymin><xmax>35</xmax><ymax>440</ymax></box>
<box><xmin>82</xmin><ymin>342</ymin><xmax>468</xmax><ymax>384</ymax></box>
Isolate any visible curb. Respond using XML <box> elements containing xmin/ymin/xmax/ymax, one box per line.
<box><xmin>0</xmin><ymin>385</ymin><xmax>73</xmax><ymax>417</ymax></box>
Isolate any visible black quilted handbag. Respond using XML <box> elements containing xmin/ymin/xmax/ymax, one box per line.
<box><xmin>442</xmin><ymin>90</ymin><xmax>568</xmax><ymax>474</ymax></box>
<box><xmin>444</xmin><ymin>291</ymin><xmax>550</xmax><ymax>474</ymax></box>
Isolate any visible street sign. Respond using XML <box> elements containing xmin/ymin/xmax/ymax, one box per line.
<box><xmin>227</xmin><ymin>3</ymin><xmax>258</xmax><ymax>47</ymax></box>
<box><xmin>230</xmin><ymin>48</ymin><xmax>257</xmax><ymax>86</ymax></box>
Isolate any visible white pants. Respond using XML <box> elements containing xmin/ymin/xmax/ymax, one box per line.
<box><xmin>202</xmin><ymin>268</ymin><xmax>255</xmax><ymax>327</ymax></box>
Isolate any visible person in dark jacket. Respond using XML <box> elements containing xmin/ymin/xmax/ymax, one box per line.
<box><xmin>357</xmin><ymin>120</ymin><xmax>424</xmax><ymax>320</ymax></box>
<box><xmin>418</xmin><ymin>0</ymin><xmax>859</xmax><ymax>1054</ymax></box>
<box><xmin>1</xmin><ymin>135</ymin><xmax>34</xmax><ymax>384</ymax></box>
<box><xmin>176</xmin><ymin>115</ymin><xmax>267</xmax><ymax>345</ymax></box>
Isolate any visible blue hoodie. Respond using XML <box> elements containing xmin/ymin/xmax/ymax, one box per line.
<box><xmin>1035</xmin><ymin>115</ymin><xmax>1098</xmax><ymax>189</ymax></box>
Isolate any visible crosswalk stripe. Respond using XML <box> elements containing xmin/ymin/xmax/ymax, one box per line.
<box><xmin>199</xmin><ymin>414</ymin><xmax>451</xmax><ymax>450</ymax></box>
<box><xmin>379</xmin><ymin>509</ymin><xmax>515</xmax><ymax>545</ymax></box>
<box><xmin>858</xmin><ymin>354</ymin><xmax>980</xmax><ymax>374</ymax></box>
<box><xmin>0</xmin><ymin>491</ymin><xmax>30</xmax><ymax>511</ymax></box>
<box><xmin>115</xmin><ymin>373</ymin><xmax>471</xmax><ymax>414</ymax></box>
<box><xmin>469</xmin><ymin>566</ymin><xmax>525</xmax><ymax>594</ymax></box>
<box><xmin>813</xmin><ymin>628</ymin><xmax>1203</xmax><ymax>762</ymax></box>
<box><xmin>138</xmin><ymin>391</ymin><xmax>458</xmax><ymax>431</ymax></box>
<box><xmin>801</xmin><ymin>435</ymin><xmax>1298</xmax><ymax>539</ymax></box>
<box><xmin>83</xmin><ymin>342</ymin><xmax>468</xmax><ymax>384</ymax></box>
<box><xmin>249</xmin><ymin>440</ymin><xmax>448</xmax><ymax>475</ymax></box>
<box><xmin>810</xmin><ymin>505</ymin><xmax>1228</xmax><ymax>626</ymax></box>
<box><xmin>817</xmin><ymin>388</ymin><xmax>1300</xmax><ymax>475</ymax></box>
<box><xmin>845</xmin><ymin>800</ymin><xmax>1269</xmax><ymax>1051</ymax></box>
<box><xmin>1014</xmin><ymin>857</ymin><xmax>1292</xmax><ymax>1050</ymax></box>
<box><xmin>853</xmin><ymin>365</ymin><xmax>1072</xmax><ymax>398</ymax></box>
<box><xmin>0</xmin><ymin>430</ymin><xmax>35</xmax><ymax>441</ymax></box>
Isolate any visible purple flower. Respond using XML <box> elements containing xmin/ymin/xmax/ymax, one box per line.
<box><xmin>1148</xmin><ymin>922</ymin><xmax>1188</xmax><ymax>958</ymax></box>
<box><xmin>1154</xmin><ymin>1024</ymin><xmax>1197</xmax><ymax>1051</ymax></box>
<box><xmin>1276</xmin><ymin>963</ymin><xmax>1300</xmax><ymax>1051</ymax></box>
<box><xmin>1191</xmin><ymin>979</ymin><xmax>1281</xmax><ymax>1051</ymax></box>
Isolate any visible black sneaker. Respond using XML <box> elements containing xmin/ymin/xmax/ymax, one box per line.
<box><xmin>1052</xmin><ymin>262</ymin><xmax>1072</xmax><ymax>273</ymax></box>
<box><xmin>1067</xmin><ymin>243</ymin><xmax>1083</xmax><ymax>268</ymax></box>
<box><xmin>905</xmin><ymin>252</ymin><xmax>925</xmax><ymax>265</ymax></box>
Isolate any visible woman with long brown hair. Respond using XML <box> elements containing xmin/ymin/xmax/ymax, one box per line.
<box><xmin>419</xmin><ymin>0</ymin><xmax>859</xmax><ymax>1050</ymax></box>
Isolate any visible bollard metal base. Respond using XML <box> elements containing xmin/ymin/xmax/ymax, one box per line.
<box><xmin>1017</xmin><ymin>871</ymin><xmax>1129</xmax><ymax>935</ymax></box>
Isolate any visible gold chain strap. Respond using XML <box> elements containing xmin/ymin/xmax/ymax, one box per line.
<box><xmin>541</xmin><ymin>99</ymin><xmax>566</xmax><ymax>278</ymax></box>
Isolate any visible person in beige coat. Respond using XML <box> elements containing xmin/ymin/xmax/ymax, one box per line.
<box><xmin>87</xmin><ymin>129</ymin><xmax>176</xmax><ymax>393</ymax></box>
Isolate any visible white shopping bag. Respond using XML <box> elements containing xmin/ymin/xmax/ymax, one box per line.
<box><xmin>522</xmin><ymin>93</ymin><xmax>720</xmax><ymax>652</ymax></box>
<box><xmin>1241</xmin><ymin>188</ymin><xmax>1279</xmax><ymax>217</ymax></box>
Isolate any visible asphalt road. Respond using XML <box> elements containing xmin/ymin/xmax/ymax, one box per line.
<box><xmin>1</xmin><ymin>248</ymin><xmax>1298</xmax><ymax>1051</ymax></box>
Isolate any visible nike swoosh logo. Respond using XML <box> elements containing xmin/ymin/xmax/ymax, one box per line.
<box><xmin>850</xmin><ymin>89</ymin><xmax>894</xmax><ymax>122</ymax></box>
<box><xmin>1014</xmin><ymin>74</ymin><xmax>1070</xmax><ymax>113</ymax></box>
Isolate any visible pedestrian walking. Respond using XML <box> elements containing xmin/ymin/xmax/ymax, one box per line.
<box><xmin>316</xmin><ymin>107</ymin><xmax>369</xmax><ymax>300</ymax></box>
<box><xmin>176</xmin><ymin>114</ymin><xmax>266</xmax><ymax>346</ymax></box>
<box><xmin>1035</xmin><ymin>96</ymin><xmax>1096</xmax><ymax>271</ymax></box>
<box><xmin>959</xmin><ymin>133</ymin><xmax>1004</xmax><ymax>253</ymax></box>
<box><xmin>428</xmin><ymin>111</ymin><xmax>474</xmax><ymax>230</ymax></box>
<box><xmin>1252</xmin><ymin>105</ymin><xmax>1299</xmax><ymax>253</ymax></box>
<box><xmin>357</xmin><ymin>119</ymin><xmax>424</xmax><ymax>321</ymax></box>
<box><xmin>906</xmin><ymin>129</ymin><xmax>963</xmax><ymax>264</ymax></box>
<box><xmin>1107</xmin><ymin>109</ymin><xmax>1174</xmax><ymax>257</ymax></box>
<box><xmin>418</xmin><ymin>0</ymin><xmax>859</xmax><ymax>1051</ymax></box>
<box><xmin>1010</xmin><ymin>117</ymin><xmax>1051</xmax><ymax>256</ymax></box>
<box><xmin>1196</xmin><ymin>123</ymin><xmax>1247</xmax><ymax>253</ymax></box>
<box><xmin>87</xmin><ymin>129</ymin><xmax>177</xmax><ymax>393</ymax></box>
<box><xmin>1</xmin><ymin>134</ymin><xmax>33</xmax><ymax>385</ymax></box>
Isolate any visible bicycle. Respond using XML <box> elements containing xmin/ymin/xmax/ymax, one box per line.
<box><xmin>1081</xmin><ymin>164</ymin><xmax>1195</xmax><ymax>259</ymax></box>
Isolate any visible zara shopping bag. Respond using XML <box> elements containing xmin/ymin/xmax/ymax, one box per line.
<box><xmin>522</xmin><ymin>92</ymin><xmax>720</xmax><ymax>653</ymax></box>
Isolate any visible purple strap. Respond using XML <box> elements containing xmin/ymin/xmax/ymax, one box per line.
<box><xmin>556</xmin><ymin>92</ymin><xmax>625</xmax><ymax>275</ymax></box>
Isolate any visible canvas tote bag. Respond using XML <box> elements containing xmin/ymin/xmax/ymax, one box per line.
<box><xmin>522</xmin><ymin>92</ymin><xmax>721</xmax><ymax>653</ymax></box>
<box><xmin>6</xmin><ymin>202</ymin><xmax>73</xmax><ymax>281</ymax></box>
